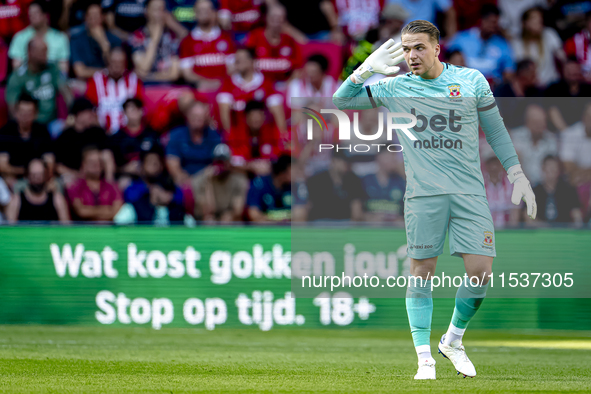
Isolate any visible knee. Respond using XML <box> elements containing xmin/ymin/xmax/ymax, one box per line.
<box><xmin>410</xmin><ymin>258</ymin><xmax>437</xmax><ymax>280</ymax></box>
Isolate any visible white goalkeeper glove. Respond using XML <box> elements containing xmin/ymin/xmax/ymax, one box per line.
<box><xmin>507</xmin><ymin>165</ymin><xmax>537</xmax><ymax>220</ymax></box>
<box><xmin>352</xmin><ymin>39</ymin><xmax>404</xmax><ymax>84</ymax></box>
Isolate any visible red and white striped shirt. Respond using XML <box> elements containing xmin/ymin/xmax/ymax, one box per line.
<box><xmin>565</xmin><ymin>30</ymin><xmax>591</xmax><ymax>76</ymax></box>
<box><xmin>85</xmin><ymin>70</ymin><xmax>144</xmax><ymax>134</ymax></box>
<box><xmin>179</xmin><ymin>26</ymin><xmax>236</xmax><ymax>80</ymax></box>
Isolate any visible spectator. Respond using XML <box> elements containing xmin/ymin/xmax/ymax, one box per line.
<box><xmin>130</xmin><ymin>0</ymin><xmax>180</xmax><ymax>83</ymax></box>
<box><xmin>246</xmin><ymin>154</ymin><xmax>292</xmax><ymax>222</ymax></box>
<box><xmin>166</xmin><ymin>101</ymin><xmax>222</xmax><ymax>185</ymax></box>
<box><xmin>62</xmin><ymin>0</ymin><xmax>96</xmax><ymax>31</ymax></box>
<box><xmin>378</xmin><ymin>4</ymin><xmax>409</xmax><ymax>44</ymax></box>
<box><xmin>511</xmin><ymin>105</ymin><xmax>558</xmax><ymax>185</ymax></box>
<box><xmin>192</xmin><ymin>143</ymin><xmax>248</xmax><ymax>221</ymax></box>
<box><xmin>455</xmin><ymin>0</ymin><xmax>496</xmax><ymax>32</ymax></box>
<box><xmin>446</xmin><ymin>49</ymin><xmax>466</xmax><ymax>67</ymax></box>
<box><xmin>386</xmin><ymin>0</ymin><xmax>456</xmax><ymax>38</ymax></box>
<box><xmin>103</xmin><ymin>0</ymin><xmax>186</xmax><ymax>41</ymax></box>
<box><xmin>545</xmin><ymin>59</ymin><xmax>591</xmax><ymax>131</ymax></box>
<box><xmin>70</xmin><ymin>2</ymin><xmax>122</xmax><ymax>80</ymax></box>
<box><xmin>335</xmin><ymin>0</ymin><xmax>382</xmax><ymax>41</ymax></box>
<box><xmin>0</xmin><ymin>94</ymin><xmax>54</xmax><ymax>186</ymax></box>
<box><xmin>5</xmin><ymin>36</ymin><xmax>72</xmax><ymax>125</ymax></box>
<box><xmin>511</xmin><ymin>7</ymin><xmax>566</xmax><ymax>88</ymax></box>
<box><xmin>179</xmin><ymin>0</ymin><xmax>236</xmax><ymax>92</ymax></box>
<box><xmin>0</xmin><ymin>0</ymin><xmax>31</xmax><ymax>43</ymax></box>
<box><xmin>5</xmin><ymin>158</ymin><xmax>69</xmax><ymax>222</ymax></box>
<box><xmin>148</xmin><ymin>87</ymin><xmax>200</xmax><ymax>133</ymax></box>
<box><xmin>109</xmin><ymin>98</ymin><xmax>159</xmax><ymax>180</ymax></box>
<box><xmin>560</xmin><ymin>103</ymin><xmax>591</xmax><ymax>186</ymax></box>
<box><xmin>226</xmin><ymin>100</ymin><xmax>282</xmax><ymax>172</ymax></box>
<box><xmin>0</xmin><ymin>176</ymin><xmax>11</xmax><ymax>223</ymax></box>
<box><xmin>216</xmin><ymin>48</ymin><xmax>286</xmax><ymax>134</ymax></box>
<box><xmin>246</xmin><ymin>4</ymin><xmax>303</xmax><ymax>90</ymax></box>
<box><xmin>495</xmin><ymin>59</ymin><xmax>542</xmax><ymax>98</ymax></box>
<box><xmin>218</xmin><ymin>0</ymin><xmax>263</xmax><ymax>42</ymax></box>
<box><xmin>498</xmin><ymin>0</ymin><xmax>546</xmax><ymax>40</ymax></box>
<box><xmin>8</xmin><ymin>0</ymin><xmax>69</xmax><ymax>74</ymax></box>
<box><xmin>531</xmin><ymin>155</ymin><xmax>583</xmax><ymax>225</ymax></box>
<box><xmin>363</xmin><ymin>150</ymin><xmax>405</xmax><ymax>223</ymax></box>
<box><xmin>67</xmin><ymin>146</ymin><xmax>123</xmax><ymax>221</ymax></box>
<box><xmin>564</xmin><ymin>12</ymin><xmax>591</xmax><ymax>81</ymax></box>
<box><xmin>306</xmin><ymin>151</ymin><xmax>366</xmax><ymax>221</ymax></box>
<box><xmin>54</xmin><ymin>98</ymin><xmax>115</xmax><ymax>184</ymax></box>
<box><xmin>122</xmin><ymin>143</ymin><xmax>184</xmax><ymax>224</ymax></box>
<box><xmin>286</xmin><ymin>54</ymin><xmax>340</xmax><ymax>109</ymax></box>
<box><xmin>86</xmin><ymin>47</ymin><xmax>144</xmax><ymax>133</ymax></box>
<box><xmin>483</xmin><ymin>155</ymin><xmax>521</xmax><ymax>227</ymax></box>
<box><xmin>548</xmin><ymin>0</ymin><xmax>591</xmax><ymax>41</ymax></box>
<box><xmin>103</xmin><ymin>0</ymin><xmax>147</xmax><ymax>40</ymax></box>
<box><xmin>278</xmin><ymin>0</ymin><xmax>343</xmax><ymax>44</ymax></box>
<box><xmin>447</xmin><ymin>4</ymin><xmax>514</xmax><ymax>83</ymax></box>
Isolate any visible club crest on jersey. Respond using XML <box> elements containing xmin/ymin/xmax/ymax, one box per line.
<box><xmin>483</xmin><ymin>231</ymin><xmax>494</xmax><ymax>246</ymax></box>
<box><xmin>448</xmin><ymin>84</ymin><xmax>462</xmax><ymax>97</ymax></box>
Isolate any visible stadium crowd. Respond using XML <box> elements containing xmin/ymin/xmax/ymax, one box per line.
<box><xmin>0</xmin><ymin>0</ymin><xmax>590</xmax><ymax>226</ymax></box>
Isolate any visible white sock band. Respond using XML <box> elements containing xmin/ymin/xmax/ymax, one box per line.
<box><xmin>415</xmin><ymin>344</ymin><xmax>431</xmax><ymax>355</ymax></box>
<box><xmin>449</xmin><ymin>323</ymin><xmax>466</xmax><ymax>336</ymax></box>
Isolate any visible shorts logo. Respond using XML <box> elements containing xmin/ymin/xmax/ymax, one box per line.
<box><xmin>483</xmin><ymin>231</ymin><xmax>493</xmax><ymax>246</ymax></box>
<box><xmin>448</xmin><ymin>84</ymin><xmax>461</xmax><ymax>97</ymax></box>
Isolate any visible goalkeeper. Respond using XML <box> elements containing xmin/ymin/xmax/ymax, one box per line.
<box><xmin>333</xmin><ymin>20</ymin><xmax>537</xmax><ymax>380</ymax></box>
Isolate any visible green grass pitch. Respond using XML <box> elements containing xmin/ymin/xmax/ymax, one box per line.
<box><xmin>1</xmin><ymin>326</ymin><xmax>591</xmax><ymax>393</ymax></box>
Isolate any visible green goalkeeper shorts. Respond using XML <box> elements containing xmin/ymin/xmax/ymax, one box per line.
<box><xmin>404</xmin><ymin>194</ymin><xmax>496</xmax><ymax>259</ymax></box>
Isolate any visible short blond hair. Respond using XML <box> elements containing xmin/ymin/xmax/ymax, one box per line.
<box><xmin>401</xmin><ymin>20</ymin><xmax>440</xmax><ymax>44</ymax></box>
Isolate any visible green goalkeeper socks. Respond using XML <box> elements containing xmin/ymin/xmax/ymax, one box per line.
<box><xmin>452</xmin><ymin>277</ymin><xmax>489</xmax><ymax>329</ymax></box>
<box><xmin>443</xmin><ymin>277</ymin><xmax>489</xmax><ymax>346</ymax></box>
<box><xmin>406</xmin><ymin>278</ymin><xmax>433</xmax><ymax>352</ymax></box>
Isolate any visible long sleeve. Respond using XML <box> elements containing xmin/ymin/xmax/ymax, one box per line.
<box><xmin>332</xmin><ymin>76</ymin><xmax>375</xmax><ymax>110</ymax></box>
<box><xmin>478</xmin><ymin>105</ymin><xmax>520</xmax><ymax>171</ymax></box>
<box><xmin>474</xmin><ymin>69</ymin><xmax>520</xmax><ymax>171</ymax></box>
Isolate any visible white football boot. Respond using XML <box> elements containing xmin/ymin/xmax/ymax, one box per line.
<box><xmin>414</xmin><ymin>357</ymin><xmax>436</xmax><ymax>380</ymax></box>
<box><xmin>437</xmin><ymin>334</ymin><xmax>476</xmax><ymax>378</ymax></box>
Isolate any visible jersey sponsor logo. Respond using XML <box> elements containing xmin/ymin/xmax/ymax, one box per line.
<box><xmin>448</xmin><ymin>84</ymin><xmax>461</xmax><ymax>97</ymax></box>
<box><xmin>410</xmin><ymin>108</ymin><xmax>462</xmax><ymax>133</ymax></box>
<box><xmin>409</xmin><ymin>108</ymin><xmax>463</xmax><ymax>150</ymax></box>
<box><xmin>0</xmin><ymin>5</ymin><xmax>19</xmax><ymax>18</ymax></box>
<box><xmin>255</xmin><ymin>58</ymin><xmax>291</xmax><ymax>72</ymax></box>
<box><xmin>233</xmin><ymin>10</ymin><xmax>260</xmax><ymax>23</ymax></box>
<box><xmin>413</xmin><ymin>136</ymin><xmax>463</xmax><ymax>150</ymax></box>
<box><xmin>191</xmin><ymin>53</ymin><xmax>228</xmax><ymax>67</ymax></box>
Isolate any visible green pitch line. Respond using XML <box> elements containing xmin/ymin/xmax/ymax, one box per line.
<box><xmin>0</xmin><ymin>326</ymin><xmax>590</xmax><ymax>393</ymax></box>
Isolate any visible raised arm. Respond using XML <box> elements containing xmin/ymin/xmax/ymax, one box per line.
<box><xmin>333</xmin><ymin>39</ymin><xmax>404</xmax><ymax>110</ymax></box>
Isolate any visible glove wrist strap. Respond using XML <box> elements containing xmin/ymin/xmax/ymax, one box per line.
<box><xmin>507</xmin><ymin>164</ymin><xmax>524</xmax><ymax>184</ymax></box>
<box><xmin>353</xmin><ymin>64</ymin><xmax>374</xmax><ymax>84</ymax></box>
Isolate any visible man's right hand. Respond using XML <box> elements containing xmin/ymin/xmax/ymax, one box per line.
<box><xmin>352</xmin><ymin>39</ymin><xmax>404</xmax><ymax>84</ymax></box>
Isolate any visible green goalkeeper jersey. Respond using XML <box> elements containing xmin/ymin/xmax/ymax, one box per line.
<box><xmin>333</xmin><ymin>63</ymin><xmax>520</xmax><ymax>199</ymax></box>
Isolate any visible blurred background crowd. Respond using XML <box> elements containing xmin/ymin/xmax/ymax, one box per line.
<box><xmin>0</xmin><ymin>0</ymin><xmax>590</xmax><ymax>226</ymax></box>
